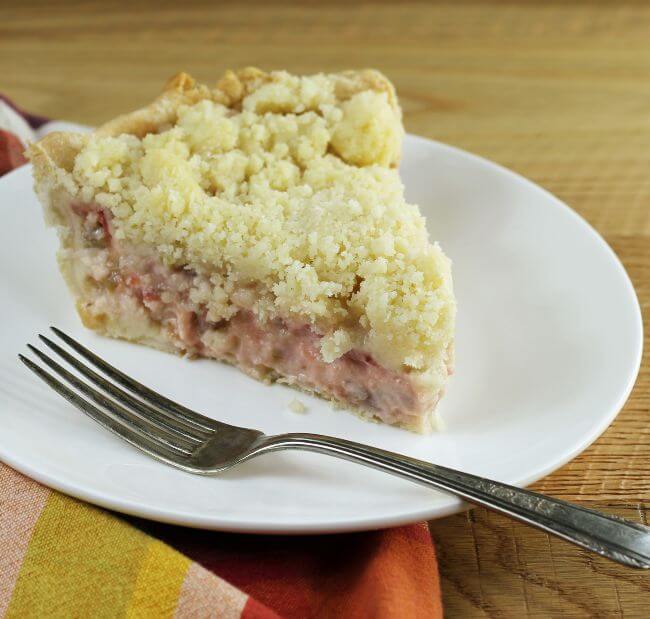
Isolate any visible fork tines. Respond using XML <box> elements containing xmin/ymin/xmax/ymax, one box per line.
<box><xmin>18</xmin><ymin>328</ymin><xmax>221</xmax><ymax>466</ymax></box>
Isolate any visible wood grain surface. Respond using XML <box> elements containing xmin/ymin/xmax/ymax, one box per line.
<box><xmin>1</xmin><ymin>1</ymin><xmax>648</xmax><ymax>616</ymax></box>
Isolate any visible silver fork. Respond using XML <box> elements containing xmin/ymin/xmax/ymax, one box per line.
<box><xmin>18</xmin><ymin>327</ymin><xmax>650</xmax><ymax>569</ymax></box>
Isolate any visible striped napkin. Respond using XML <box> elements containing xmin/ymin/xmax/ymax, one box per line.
<box><xmin>0</xmin><ymin>97</ymin><xmax>443</xmax><ymax>619</ymax></box>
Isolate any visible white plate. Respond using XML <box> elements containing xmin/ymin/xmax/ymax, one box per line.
<box><xmin>0</xmin><ymin>135</ymin><xmax>642</xmax><ymax>533</ymax></box>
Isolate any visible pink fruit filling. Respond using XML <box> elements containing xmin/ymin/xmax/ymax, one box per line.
<box><xmin>71</xmin><ymin>203</ymin><xmax>439</xmax><ymax>427</ymax></box>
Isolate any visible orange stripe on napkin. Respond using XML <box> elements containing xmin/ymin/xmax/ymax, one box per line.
<box><xmin>326</xmin><ymin>523</ymin><xmax>442</xmax><ymax>619</ymax></box>
<box><xmin>246</xmin><ymin>524</ymin><xmax>442</xmax><ymax>619</ymax></box>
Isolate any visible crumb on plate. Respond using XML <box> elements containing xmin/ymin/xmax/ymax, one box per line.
<box><xmin>288</xmin><ymin>398</ymin><xmax>308</xmax><ymax>414</ymax></box>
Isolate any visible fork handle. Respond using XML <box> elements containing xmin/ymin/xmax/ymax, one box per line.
<box><xmin>261</xmin><ymin>433</ymin><xmax>650</xmax><ymax>569</ymax></box>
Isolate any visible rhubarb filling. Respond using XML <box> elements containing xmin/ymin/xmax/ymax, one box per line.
<box><xmin>68</xmin><ymin>202</ymin><xmax>437</xmax><ymax>428</ymax></box>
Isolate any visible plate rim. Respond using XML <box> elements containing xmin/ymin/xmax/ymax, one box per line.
<box><xmin>0</xmin><ymin>134</ymin><xmax>643</xmax><ymax>533</ymax></box>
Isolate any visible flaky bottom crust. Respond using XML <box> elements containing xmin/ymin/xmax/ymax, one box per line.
<box><xmin>76</xmin><ymin>299</ymin><xmax>440</xmax><ymax>434</ymax></box>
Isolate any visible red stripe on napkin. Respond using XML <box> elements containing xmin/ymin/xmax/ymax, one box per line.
<box><xmin>0</xmin><ymin>130</ymin><xmax>28</xmax><ymax>175</ymax></box>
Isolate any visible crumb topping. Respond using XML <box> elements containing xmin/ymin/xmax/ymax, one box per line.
<box><xmin>288</xmin><ymin>399</ymin><xmax>308</xmax><ymax>414</ymax></box>
<box><xmin>68</xmin><ymin>70</ymin><xmax>455</xmax><ymax>372</ymax></box>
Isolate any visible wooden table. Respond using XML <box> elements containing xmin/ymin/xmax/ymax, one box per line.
<box><xmin>2</xmin><ymin>1</ymin><xmax>648</xmax><ymax>615</ymax></box>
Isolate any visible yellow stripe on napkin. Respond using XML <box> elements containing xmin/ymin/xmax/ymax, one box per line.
<box><xmin>7</xmin><ymin>493</ymin><xmax>156</xmax><ymax>617</ymax></box>
<box><xmin>125</xmin><ymin>539</ymin><xmax>189</xmax><ymax>617</ymax></box>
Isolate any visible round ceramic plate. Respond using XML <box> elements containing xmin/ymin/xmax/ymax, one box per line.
<box><xmin>0</xmin><ymin>134</ymin><xmax>642</xmax><ymax>533</ymax></box>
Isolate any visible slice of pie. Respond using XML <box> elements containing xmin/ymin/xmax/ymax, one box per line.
<box><xmin>28</xmin><ymin>68</ymin><xmax>456</xmax><ymax>433</ymax></box>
